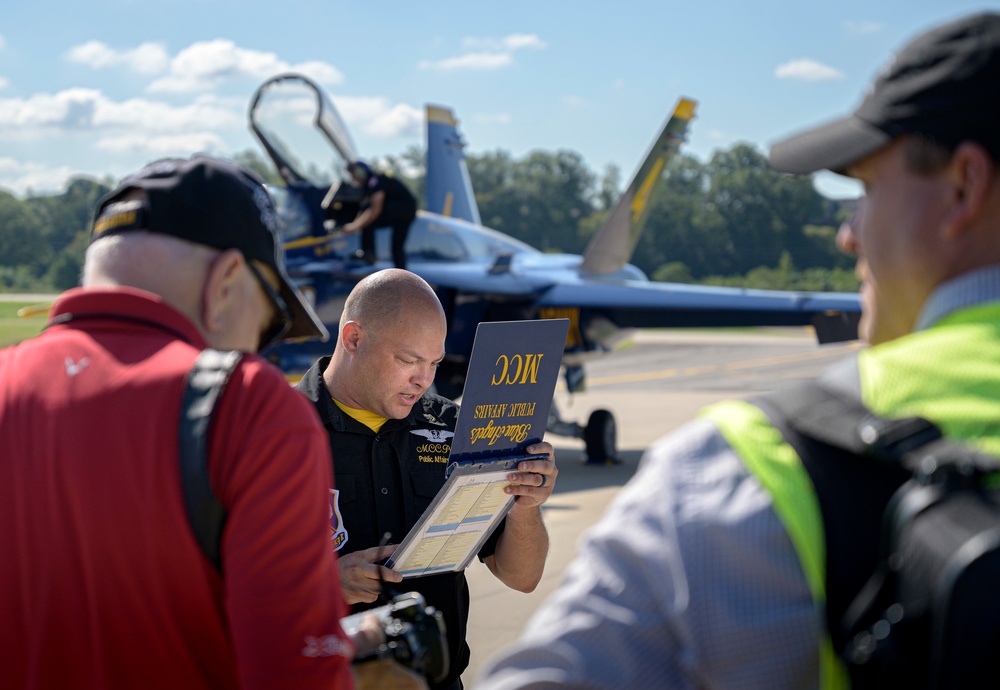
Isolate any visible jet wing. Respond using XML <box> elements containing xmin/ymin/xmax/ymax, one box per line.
<box><xmin>404</xmin><ymin>257</ymin><xmax>861</xmax><ymax>343</ymax></box>
<box><xmin>535</xmin><ymin>280</ymin><xmax>861</xmax><ymax>342</ymax></box>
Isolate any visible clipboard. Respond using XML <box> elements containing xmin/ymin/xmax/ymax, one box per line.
<box><xmin>384</xmin><ymin>453</ymin><xmax>546</xmax><ymax>577</ymax></box>
<box><xmin>384</xmin><ymin>318</ymin><xmax>569</xmax><ymax>578</ymax></box>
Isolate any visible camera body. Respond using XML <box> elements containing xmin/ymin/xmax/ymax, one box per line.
<box><xmin>343</xmin><ymin>591</ymin><xmax>449</xmax><ymax>684</ymax></box>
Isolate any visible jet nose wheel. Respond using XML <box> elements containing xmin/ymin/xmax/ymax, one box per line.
<box><xmin>584</xmin><ymin>408</ymin><xmax>619</xmax><ymax>465</ymax></box>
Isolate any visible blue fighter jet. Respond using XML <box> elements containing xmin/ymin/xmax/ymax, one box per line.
<box><xmin>248</xmin><ymin>73</ymin><xmax>861</xmax><ymax>463</ymax></box>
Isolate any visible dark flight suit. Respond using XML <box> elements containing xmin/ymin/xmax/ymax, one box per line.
<box><xmin>297</xmin><ymin>356</ymin><xmax>506</xmax><ymax>690</ymax></box>
<box><xmin>358</xmin><ymin>173</ymin><xmax>417</xmax><ymax>269</ymax></box>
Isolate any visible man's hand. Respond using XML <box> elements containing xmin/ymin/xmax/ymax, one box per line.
<box><xmin>351</xmin><ymin>613</ymin><xmax>430</xmax><ymax>689</ymax></box>
<box><xmin>485</xmin><ymin>441</ymin><xmax>555</xmax><ymax>591</ymax></box>
<box><xmin>354</xmin><ymin>659</ymin><xmax>429</xmax><ymax>690</ymax></box>
<box><xmin>338</xmin><ymin>545</ymin><xmax>403</xmax><ymax>604</ymax></box>
<box><xmin>503</xmin><ymin>441</ymin><xmax>558</xmax><ymax>510</ymax></box>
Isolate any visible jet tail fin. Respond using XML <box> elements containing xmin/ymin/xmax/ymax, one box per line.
<box><xmin>425</xmin><ymin>105</ymin><xmax>482</xmax><ymax>225</ymax></box>
<box><xmin>581</xmin><ymin>97</ymin><xmax>697</xmax><ymax>275</ymax></box>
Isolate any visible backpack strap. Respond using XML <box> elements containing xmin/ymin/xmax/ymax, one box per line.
<box><xmin>178</xmin><ymin>349</ymin><xmax>243</xmax><ymax>571</ymax></box>
<box><xmin>751</xmin><ymin>380</ymin><xmax>933</xmax><ymax>652</ymax></box>
<box><xmin>753</xmin><ymin>372</ymin><xmax>1000</xmax><ymax>690</ymax></box>
<box><xmin>758</xmin><ymin>379</ymin><xmax>942</xmax><ymax>459</ymax></box>
<box><xmin>753</xmin><ymin>378</ymin><xmax>1000</xmax><ymax>658</ymax></box>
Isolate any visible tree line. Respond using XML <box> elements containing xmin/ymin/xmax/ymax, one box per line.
<box><xmin>0</xmin><ymin>142</ymin><xmax>858</xmax><ymax>293</ymax></box>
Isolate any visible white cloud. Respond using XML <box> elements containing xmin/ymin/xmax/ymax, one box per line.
<box><xmin>0</xmin><ymin>157</ymin><xmax>83</xmax><ymax>196</ymax></box>
<box><xmin>0</xmin><ymin>89</ymin><xmax>246</xmax><ymax>196</ymax></box>
<box><xmin>127</xmin><ymin>43</ymin><xmax>172</xmax><ymax>74</ymax></box>
<box><xmin>843</xmin><ymin>20</ymin><xmax>882</xmax><ymax>34</ymax></box>
<box><xmin>98</xmin><ymin>94</ymin><xmax>241</xmax><ymax>131</ymax></box>
<box><xmin>0</xmin><ymin>88</ymin><xmax>102</xmax><ymax>130</ymax></box>
<box><xmin>65</xmin><ymin>39</ymin><xmax>344</xmax><ymax>91</ymax></box>
<box><xmin>502</xmin><ymin>33</ymin><xmax>546</xmax><ymax>51</ymax></box>
<box><xmin>334</xmin><ymin>96</ymin><xmax>422</xmax><ymax>138</ymax></box>
<box><xmin>419</xmin><ymin>53</ymin><xmax>513</xmax><ymax>71</ymax></box>
<box><xmin>0</xmin><ymin>89</ymin><xmax>242</xmax><ymax>137</ymax></box>
<box><xmin>421</xmin><ymin>33</ymin><xmax>545</xmax><ymax>71</ymax></box>
<box><xmin>775</xmin><ymin>59</ymin><xmax>845</xmax><ymax>81</ymax></box>
<box><xmin>66</xmin><ymin>41</ymin><xmax>116</xmax><ymax>68</ymax></box>
<box><xmin>0</xmin><ymin>77</ymin><xmax>8</xmax><ymax>90</ymax></box>
<box><xmin>94</xmin><ymin>131</ymin><xmax>227</xmax><ymax>155</ymax></box>
<box><xmin>66</xmin><ymin>40</ymin><xmax>170</xmax><ymax>75</ymax></box>
<box><xmin>293</xmin><ymin>61</ymin><xmax>344</xmax><ymax>86</ymax></box>
<box><xmin>0</xmin><ymin>34</ymin><xmax>6</xmax><ymax>50</ymax></box>
<box><xmin>147</xmin><ymin>39</ymin><xmax>343</xmax><ymax>92</ymax></box>
<box><xmin>461</xmin><ymin>33</ymin><xmax>546</xmax><ymax>51</ymax></box>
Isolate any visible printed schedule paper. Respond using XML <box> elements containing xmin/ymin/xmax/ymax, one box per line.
<box><xmin>385</xmin><ymin>457</ymin><xmax>520</xmax><ymax>576</ymax></box>
<box><xmin>385</xmin><ymin>318</ymin><xmax>569</xmax><ymax>578</ymax></box>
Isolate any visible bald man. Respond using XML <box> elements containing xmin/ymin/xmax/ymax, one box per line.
<box><xmin>296</xmin><ymin>268</ymin><xmax>557</xmax><ymax>690</ymax></box>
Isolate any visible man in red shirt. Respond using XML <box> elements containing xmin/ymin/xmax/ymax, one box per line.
<box><xmin>0</xmin><ymin>156</ymin><xmax>405</xmax><ymax>689</ymax></box>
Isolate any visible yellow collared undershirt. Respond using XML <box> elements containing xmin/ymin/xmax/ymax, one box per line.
<box><xmin>333</xmin><ymin>398</ymin><xmax>388</xmax><ymax>433</ymax></box>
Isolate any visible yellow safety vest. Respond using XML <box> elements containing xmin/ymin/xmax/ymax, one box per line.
<box><xmin>702</xmin><ymin>301</ymin><xmax>1000</xmax><ymax>689</ymax></box>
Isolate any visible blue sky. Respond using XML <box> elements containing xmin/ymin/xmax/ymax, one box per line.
<box><xmin>0</xmin><ymin>1</ymin><xmax>994</xmax><ymax>200</ymax></box>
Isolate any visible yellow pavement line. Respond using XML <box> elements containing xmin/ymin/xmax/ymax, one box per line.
<box><xmin>584</xmin><ymin>342</ymin><xmax>863</xmax><ymax>388</ymax></box>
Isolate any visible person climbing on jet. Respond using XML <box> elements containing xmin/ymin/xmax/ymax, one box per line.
<box><xmin>343</xmin><ymin>160</ymin><xmax>417</xmax><ymax>269</ymax></box>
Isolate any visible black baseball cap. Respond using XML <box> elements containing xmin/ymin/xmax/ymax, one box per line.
<box><xmin>770</xmin><ymin>12</ymin><xmax>1000</xmax><ymax>175</ymax></box>
<box><xmin>91</xmin><ymin>155</ymin><xmax>329</xmax><ymax>344</ymax></box>
<box><xmin>346</xmin><ymin>160</ymin><xmax>372</xmax><ymax>180</ymax></box>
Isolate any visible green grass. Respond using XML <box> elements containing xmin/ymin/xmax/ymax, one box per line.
<box><xmin>0</xmin><ymin>300</ymin><xmax>51</xmax><ymax>348</ymax></box>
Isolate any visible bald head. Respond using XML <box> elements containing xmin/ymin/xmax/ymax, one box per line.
<box><xmin>341</xmin><ymin>268</ymin><xmax>445</xmax><ymax>338</ymax></box>
<box><xmin>325</xmin><ymin>269</ymin><xmax>447</xmax><ymax>416</ymax></box>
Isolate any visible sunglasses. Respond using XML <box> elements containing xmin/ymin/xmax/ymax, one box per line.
<box><xmin>246</xmin><ymin>261</ymin><xmax>293</xmax><ymax>349</ymax></box>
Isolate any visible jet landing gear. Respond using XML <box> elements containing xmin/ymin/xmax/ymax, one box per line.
<box><xmin>547</xmin><ymin>403</ymin><xmax>621</xmax><ymax>465</ymax></box>
<box><xmin>584</xmin><ymin>409</ymin><xmax>619</xmax><ymax>465</ymax></box>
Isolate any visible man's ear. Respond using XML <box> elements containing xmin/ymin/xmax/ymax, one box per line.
<box><xmin>201</xmin><ymin>249</ymin><xmax>245</xmax><ymax>337</ymax></box>
<box><xmin>340</xmin><ymin>320</ymin><xmax>364</xmax><ymax>355</ymax></box>
<box><xmin>943</xmin><ymin>142</ymin><xmax>995</xmax><ymax>239</ymax></box>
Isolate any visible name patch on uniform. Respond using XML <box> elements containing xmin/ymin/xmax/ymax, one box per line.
<box><xmin>411</xmin><ymin>428</ymin><xmax>454</xmax><ymax>464</ymax></box>
<box><xmin>329</xmin><ymin>489</ymin><xmax>348</xmax><ymax>551</ymax></box>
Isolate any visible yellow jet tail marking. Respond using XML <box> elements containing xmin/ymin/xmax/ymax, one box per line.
<box><xmin>427</xmin><ymin>105</ymin><xmax>458</xmax><ymax>126</ymax></box>
<box><xmin>631</xmin><ymin>157</ymin><xmax>665</xmax><ymax>223</ymax></box>
<box><xmin>675</xmin><ymin>98</ymin><xmax>697</xmax><ymax>121</ymax></box>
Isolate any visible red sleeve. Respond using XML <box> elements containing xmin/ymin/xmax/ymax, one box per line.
<box><xmin>210</xmin><ymin>359</ymin><xmax>354</xmax><ymax>689</ymax></box>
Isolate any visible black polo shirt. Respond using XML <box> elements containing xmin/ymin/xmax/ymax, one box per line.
<box><xmin>296</xmin><ymin>356</ymin><xmax>505</xmax><ymax>689</ymax></box>
<box><xmin>364</xmin><ymin>174</ymin><xmax>416</xmax><ymax>212</ymax></box>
